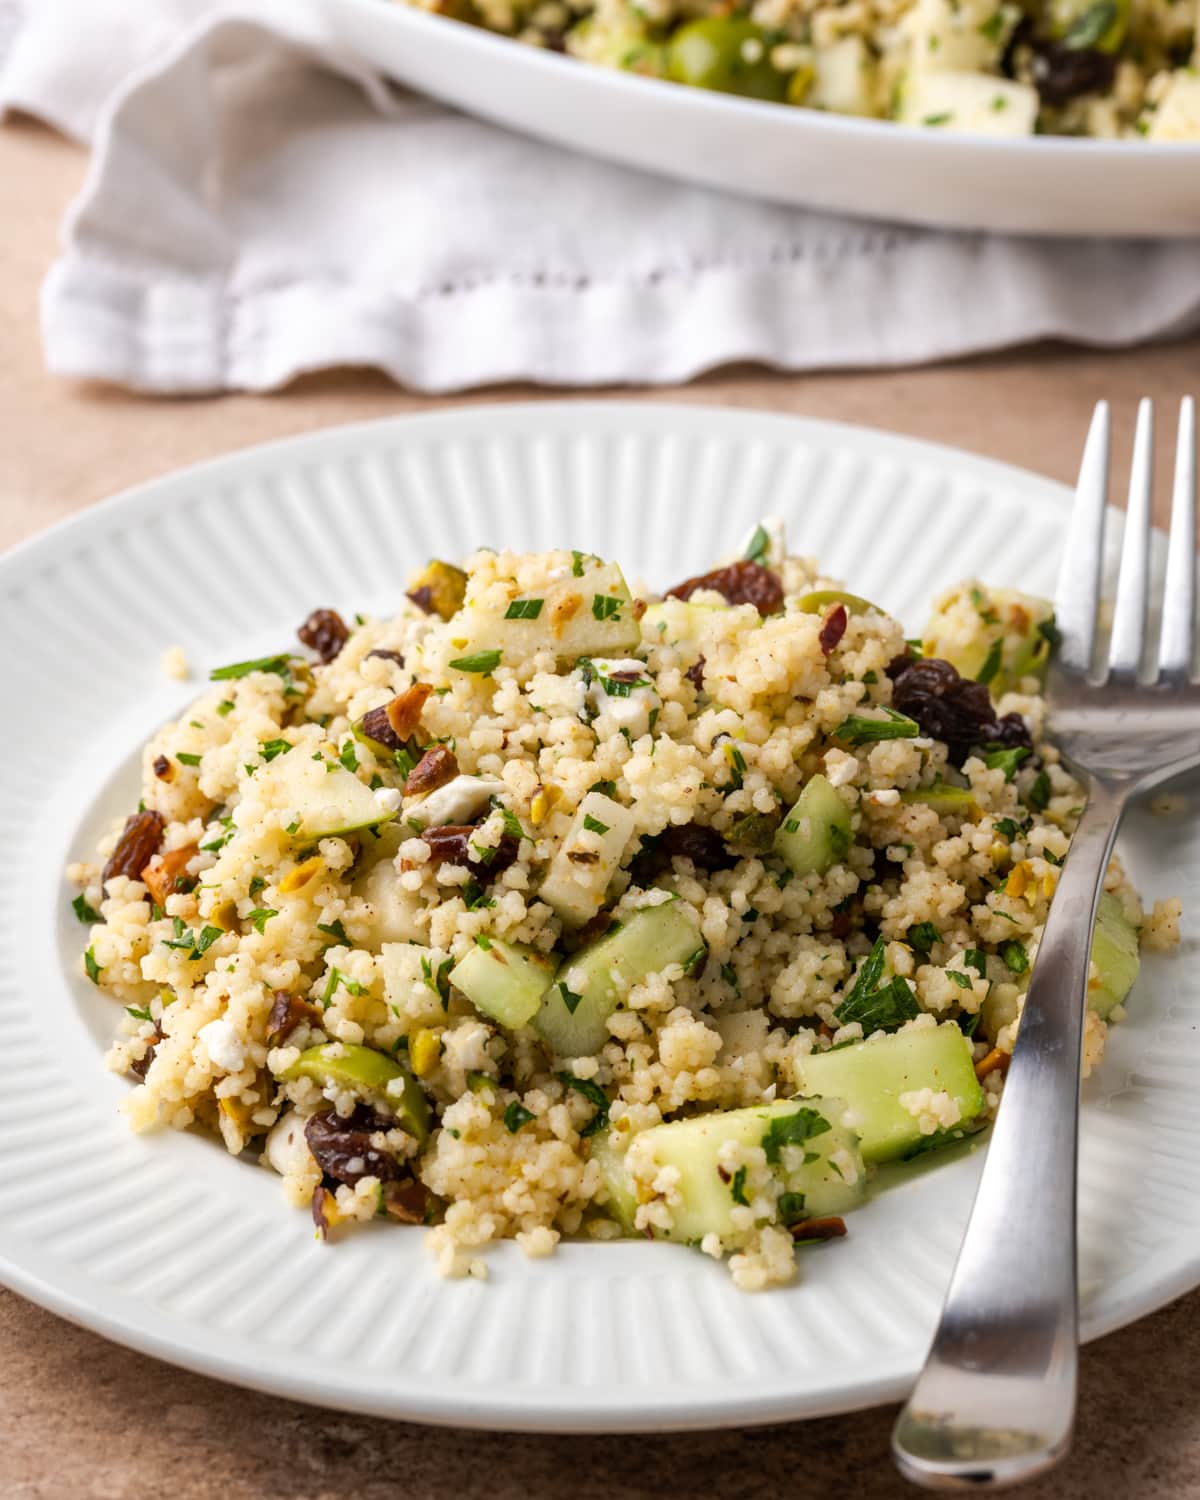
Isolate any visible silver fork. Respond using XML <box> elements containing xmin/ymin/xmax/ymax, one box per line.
<box><xmin>892</xmin><ymin>397</ymin><xmax>1200</xmax><ymax>1491</ymax></box>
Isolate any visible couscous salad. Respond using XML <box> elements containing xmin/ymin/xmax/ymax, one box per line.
<box><xmin>70</xmin><ymin>527</ymin><xmax>1179</xmax><ymax>1289</ymax></box>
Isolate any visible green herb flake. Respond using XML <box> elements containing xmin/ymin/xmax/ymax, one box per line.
<box><xmin>582</xmin><ymin>813</ymin><xmax>610</xmax><ymax>835</ymax></box>
<box><xmin>248</xmin><ymin>908</ymin><xmax>278</xmax><ymax>934</ymax></box>
<box><xmin>504</xmin><ymin>1101</ymin><xmax>535</xmax><ymax>1133</ymax></box>
<box><xmin>835</xmin><ymin>708</ymin><xmax>920</xmax><ymax>747</ymax></box>
<box><xmin>743</xmin><ymin>524</ymin><xmax>770</xmax><ymax>565</ymax></box>
<box><xmin>194</xmin><ymin>925</ymin><xmax>223</xmax><ymax>956</ymax></box>
<box><xmin>836</xmin><ymin>974</ymin><xmax>921</xmax><ymax>1031</ymax></box>
<box><xmin>589</xmin><ymin>779</ymin><xmax>617</xmax><ymax>798</ymax></box>
<box><xmin>1000</xmin><ymin>938</ymin><xmax>1029</xmax><ymax>974</ymax></box>
<box><xmin>504</xmin><ymin>598</ymin><xmax>545</xmax><ymax>621</ymax></box>
<box><xmin>449</xmin><ymin>650</ymin><xmax>502</xmax><ymax>676</ymax></box>
<box><xmin>777</xmin><ymin>1191</ymin><xmax>807</xmax><ymax>1225</ymax></box>
<box><xmin>985</xmin><ymin>746</ymin><xmax>1030</xmax><ymax>780</ymax></box>
<box><xmin>762</xmin><ymin>1107</ymin><xmax>832</xmax><ymax>1165</ymax></box>
<box><xmin>217</xmin><ymin>699</ymin><xmax>236</xmax><ymax>717</ymax></box>
<box><xmin>249</xmin><ymin>875</ymin><xmax>266</xmax><ymax>898</ymax></box>
<box><xmin>591</xmin><ymin>594</ymin><xmax>623</xmax><ymax>622</ymax></box>
<box><xmin>176</xmin><ymin>752</ymin><xmax>202</xmax><ymax>768</ymax></box>
<box><xmin>558</xmin><ymin>1071</ymin><xmax>610</xmax><ymax>1137</ymax></box>
<box><xmin>210</xmin><ymin>654</ymin><xmax>297</xmax><ymax>683</ymax></box>
<box><xmin>1027</xmin><ymin>769</ymin><xmax>1051</xmax><ymax>812</ymax></box>
<box><xmin>72</xmin><ymin>893</ymin><xmax>102</xmax><ymax>925</ymax></box>
<box><xmin>994</xmin><ymin>817</ymin><xmax>1022</xmax><ymax>840</ymax></box>
<box><xmin>979</xmin><ymin>9</ymin><xmax>1005</xmax><ymax>38</ymax></box>
<box><xmin>729</xmin><ymin>1165</ymin><xmax>750</xmax><ymax>1206</ymax></box>
<box><xmin>317</xmin><ymin>919</ymin><xmax>348</xmax><ymax>945</ymax></box>
<box><xmin>84</xmin><ymin>947</ymin><xmax>103</xmax><ymax>985</ymax></box>
<box><xmin>976</xmin><ymin>638</ymin><xmax>1004</xmax><ymax>686</ymax></box>
<box><xmin>125</xmin><ymin>1004</ymin><xmax>154</xmax><ymax>1022</ymax></box>
<box><xmin>557</xmin><ymin>980</ymin><xmax>584</xmax><ymax>1015</ymax></box>
<box><xmin>959</xmin><ymin>1012</ymin><xmax>982</xmax><ymax>1039</ymax></box>
<box><xmin>259</xmin><ymin>738</ymin><xmax>292</xmax><ymax>763</ymax></box>
<box><xmin>946</xmin><ymin>969</ymin><xmax>974</xmax><ymax>990</ymax></box>
<box><xmin>922</xmin><ymin>111</ymin><xmax>953</xmax><ymax>126</ymax></box>
<box><xmin>964</xmin><ymin>948</ymin><xmax>987</xmax><ymax>977</ymax></box>
<box><xmin>338</xmin><ymin>740</ymin><xmax>359</xmax><ymax>773</ymax></box>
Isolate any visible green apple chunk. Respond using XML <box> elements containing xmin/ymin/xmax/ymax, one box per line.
<box><xmin>796</xmin><ymin>1022</ymin><xmax>983</xmax><ymax>1163</ymax></box>
<box><xmin>774</xmin><ymin>773</ymin><xmax>852</xmax><ymax>876</ymax></box>
<box><xmin>254</xmin><ymin>751</ymin><xmax>397</xmax><ymax>841</ymax></box>
<box><xmin>922</xmin><ymin>583</ymin><xmax>1056</xmax><ymax>693</ymax></box>
<box><xmin>453</xmin><ymin>556</ymin><xmax>640</xmax><ymax>665</ymax></box>
<box><xmin>1089</xmin><ymin>892</ymin><xmax>1141</xmax><ymax>1019</ymax></box>
<box><xmin>449</xmin><ymin>937</ymin><xmax>559</xmax><ymax>1029</ymax></box>
<box><xmin>538</xmin><ymin>791</ymin><xmax>636</xmax><ymax>928</ymax></box>
<box><xmin>281</xmin><ymin>1043</ymin><xmax>429</xmax><ymax>1143</ymax></box>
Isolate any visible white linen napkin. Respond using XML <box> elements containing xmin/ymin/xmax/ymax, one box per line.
<box><xmin>2</xmin><ymin>0</ymin><xmax>1199</xmax><ymax>395</ymax></box>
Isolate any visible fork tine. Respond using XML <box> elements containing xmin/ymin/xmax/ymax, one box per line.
<box><xmin>1107</xmin><ymin>398</ymin><xmax>1154</xmax><ymax>680</ymax></box>
<box><xmin>1159</xmin><ymin>396</ymin><xmax>1196</xmax><ymax>683</ymax></box>
<box><xmin>1056</xmin><ymin>401</ymin><xmax>1110</xmax><ymax>677</ymax></box>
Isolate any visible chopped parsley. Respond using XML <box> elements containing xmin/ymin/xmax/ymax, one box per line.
<box><xmin>84</xmin><ymin>947</ymin><xmax>103</xmax><ymax>985</ymax></box>
<box><xmin>922</xmin><ymin>111</ymin><xmax>952</xmax><ymax>126</ymax></box>
<box><xmin>907</xmin><ymin>921</ymin><xmax>940</xmax><ymax>953</ymax></box>
<box><xmin>248</xmin><ymin>907</ymin><xmax>278</xmax><ymax>934</ymax></box>
<box><xmin>317</xmin><ymin>918</ymin><xmax>349</xmax><ymax>945</ymax></box>
<box><xmin>964</xmin><ymin>948</ymin><xmax>987</xmax><ymax>977</ymax></box>
<box><xmin>125</xmin><ymin>1005</ymin><xmax>153</xmax><ymax>1022</ymax></box>
<box><xmin>217</xmin><ymin>699</ymin><xmax>236</xmax><ymax>717</ymax></box>
<box><xmin>835</xmin><ymin>708</ymin><xmax>920</xmax><ymax>746</ymax></box>
<box><xmin>724</xmin><ymin>743</ymin><xmax>747</xmax><ymax>789</ymax></box>
<box><xmin>946</xmin><ymin>969</ymin><xmax>974</xmax><ymax>990</ymax></box>
<box><xmin>249</xmin><ymin>875</ymin><xmax>266</xmax><ymax>898</ymax></box>
<box><xmin>462</xmin><ymin>879</ymin><xmax>495</xmax><ymax>911</ymax></box>
<box><xmin>1000</xmin><ymin>939</ymin><xmax>1029</xmax><ymax>974</ymax></box>
<box><xmin>589</xmin><ymin>779</ymin><xmax>617</xmax><ymax>797</ymax></box>
<box><xmin>558</xmin><ymin>1071</ymin><xmax>609</xmax><ymax>1137</ymax></box>
<box><xmin>976</xmin><ymin>639</ymin><xmax>1004</xmax><ymax>685</ymax></box>
<box><xmin>420</xmin><ymin>954</ymin><xmax>454</xmax><ymax>1009</ymax></box>
<box><xmin>556</xmin><ymin>980</ymin><xmax>584</xmax><ymax>1015</ymax></box>
<box><xmin>322</xmin><ymin>966</ymin><xmax>365</xmax><ymax>1007</ymax></box>
<box><xmin>993</xmin><ymin>817</ymin><xmax>1023</xmax><ymax>840</ymax></box>
<box><xmin>743</xmin><ymin>524</ymin><xmax>770</xmax><ymax>565</ymax></box>
<box><xmin>259</xmin><ymin>738</ymin><xmax>292</xmax><ymax>763</ymax></box>
<box><xmin>72</xmin><ymin>893</ymin><xmax>102</xmax><ymax>925</ymax></box>
<box><xmin>959</xmin><ymin>1012</ymin><xmax>982</xmax><ymax>1039</ymax></box>
<box><xmin>582</xmin><ymin>813</ymin><xmax>610</xmax><ymax>835</ymax></box>
<box><xmin>1027</xmin><ymin>769</ymin><xmax>1051</xmax><ymax>812</ymax></box>
<box><xmin>985</xmin><ymin>746</ymin><xmax>1029</xmax><ymax>781</ymax></box>
<box><xmin>1063</xmin><ymin>0</ymin><xmax>1119</xmax><ymax>48</ymax></box>
<box><xmin>729</xmin><ymin>1165</ymin><xmax>750</xmax><ymax>1206</ymax></box>
<box><xmin>449</xmin><ymin>650</ymin><xmax>502</xmax><ymax>676</ymax></box>
<box><xmin>210</xmin><ymin>653</ymin><xmax>298</xmax><ymax>683</ymax></box>
<box><xmin>591</xmin><ymin>594</ymin><xmax>623</xmax><ymax>622</ymax></box>
<box><xmin>339</xmin><ymin>740</ymin><xmax>359</xmax><ymax>773</ymax></box>
<box><xmin>504</xmin><ymin>1101</ymin><xmax>535</xmax><ymax>1133</ymax></box>
<box><xmin>762</xmin><ymin>1107</ymin><xmax>832</xmax><ymax>1165</ymax></box>
<box><xmin>777</xmin><ymin>1191</ymin><xmax>807</xmax><ymax>1225</ymax></box>
<box><xmin>505</xmin><ymin>598</ymin><xmax>544</xmax><ymax>620</ymax></box>
<box><xmin>176</xmin><ymin>752</ymin><xmax>202</xmax><ymax>768</ymax></box>
<box><xmin>833</xmin><ymin>938</ymin><xmax>921</xmax><ymax>1031</ymax></box>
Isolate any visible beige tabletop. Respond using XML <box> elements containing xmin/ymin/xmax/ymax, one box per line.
<box><xmin>3</xmin><ymin>114</ymin><xmax>1200</xmax><ymax>1500</ymax></box>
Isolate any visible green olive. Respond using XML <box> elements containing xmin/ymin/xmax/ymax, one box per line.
<box><xmin>666</xmin><ymin>18</ymin><xmax>789</xmax><ymax>102</ymax></box>
<box><xmin>795</xmin><ymin>589</ymin><xmax>884</xmax><ymax>616</ymax></box>
<box><xmin>1048</xmin><ymin>0</ymin><xmax>1129</xmax><ymax>53</ymax></box>
<box><xmin>282</xmin><ymin>1043</ymin><xmax>430</xmax><ymax>1143</ymax></box>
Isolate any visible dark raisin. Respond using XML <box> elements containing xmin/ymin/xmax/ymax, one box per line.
<box><xmin>890</xmin><ymin>657</ymin><xmax>1019</xmax><ymax>766</ymax></box>
<box><xmin>630</xmin><ymin>822</ymin><xmax>734</xmax><ymax>884</ymax></box>
<box><xmin>405</xmin><ymin>744</ymin><xmax>459</xmax><ymax>797</ymax></box>
<box><xmin>152</xmin><ymin>755</ymin><xmax>173</xmax><ymax>781</ymax></box>
<box><xmin>818</xmin><ymin>604</ymin><xmax>848</xmax><ymax>656</ymax></box>
<box><xmin>989</xmin><ymin>712</ymin><xmax>1034</xmax><ymax>751</ymax></box>
<box><xmin>366</xmin><ymin>648</ymin><xmax>405</xmax><ymax>668</ymax></box>
<box><xmin>407</xmin><ymin>586</ymin><xmax>436</xmax><ymax>615</ymax></box>
<box><xmin>266</xmin><ymin>990</ymin><xmax>322</xmax><ymax>1043</ymax></box>
<box><xmin>1028</xmin><ymin>40</ymin><xmax>1116</xmax><ymax>106</ymax></box>
<box><xmin>789</xmin><ymin>1215</ymin><xmax>848</xmax><ymax>1242</ymax></box>
<box><xmin>103</xmin><ymin>810</ymin><xmax>166</xmax><ymax>889</ymax></box>
<box><xmin>604</xmin><ymin>668</ymin><xmax>644</xmax><ymax>684</ymax></box>
<box><xmin>685</xmin><ymin>656</ymin><xmax>705</xmax><ymax>689</ymax></box>
<box><xmin>298</xmin><ymin>609</ymin><xmax>350</xmax><ymax>664</ymax></box>
<box><xmin>423</xmin><ymin>825</ymin><xmax>519</xmax><ymax>879</ymax></box>
<box><xmin>666</xmin><ymin>560</ymin><xmax>784</xmax><ymax>617</ymax></box>
<box><xmin>129</xmin><ymin>1036</ymin><xmax>161</xmax><ymax>1080</ymax></box>
<box><xmin>311</xmin><ymin>1184</ymin><xmax>337</xmax><ymax>1238</ymax></box>
<box><xmin>381</xmin><ymin>1178</ymin><xmax>434</xmax><ymax>1223</ymax></box>
<box><xmin>305</xmin><ymin>1106</ymin><xmax>403</xmax><ymax>1187</ymax></box>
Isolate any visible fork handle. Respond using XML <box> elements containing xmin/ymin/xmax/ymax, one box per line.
<box><xmin>892</xmin><ymin>776</ymin><xmax>1127</xmax><ymax>1491</ymax></box>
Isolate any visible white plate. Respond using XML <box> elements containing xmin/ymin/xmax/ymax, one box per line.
<box><xmin>1</xmin><ymin>401</ymin><xmax>1198</xmax><ymax>1432</ymax></box>
<box><xmin>321</xmin><ymin>0</ymin><xmax>1200</xmax><ymax>238</ymax></box>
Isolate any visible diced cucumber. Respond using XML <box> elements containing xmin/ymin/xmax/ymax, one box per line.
<box><xmin>251</xmin><ymin>752</ymin><xmax>396</xmax><ymax>841</ymax></box>
<box><xmin>900</xmin><ymin>783</ymin><xmax>981</xmax><ymax>817</ymax></box>
<box><xmin>774</xmin><ymin>774</ymin><xmax>852</xmax><ymax>876</ymax></box>
<box><xmin>535</xmin><ymin>898</ymin><xmax>705</xmax><ymax>1056</ymax></box>
<box><xmin>281</xmin><ymin>1043</ymin><xmax>430</xmax><ymax>1142</ymax></box>
<box><xmin>538</xmin><ymin>791</ymin><xmax>636</xmax><ymax>927</ymax></box>
<box><xmin>1089</xmin><ymin>892</ymin><xmax>1141</xmax><ymax>1019</ymax></box>
<box><xmin>449</xmin><ymin>937</ymin><xmax>559</xmax><ymax>1029</ymax></box>
<box><xmin>588</xmin><ymin>1130</ymin><xmax>638</xmax><ymax>1231</ymax></box>
<box><xmin>794</xmin><ymin>589</ymin><xmax>883</xmax><ymax>616</ymax></box>
<box><xmin>454</xmin><ymin>557</ymin><xmax>640</xmax><ymax>664</ymax></box>
<box><xmin>629</xmin><ymin>1097</ymin><xmax>865</xmax><ymax>1245</ymax></box>
<box><xmin>796</xmin><ymin>1022</ymin><xmax>983</xmax><ymax>1163</ymax></box>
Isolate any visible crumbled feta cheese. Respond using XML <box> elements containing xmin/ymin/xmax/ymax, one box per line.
<box><xmin>585</xmin><ymin>659</ymin><xmax>660</xmax><ymax>739</ymax></box>
<box><xmin>410</xmin><ymin>775</ymin><xmax>504</xmax><ymax>825</ymax></box>
<box><xmin>198</xmin><ymin>1018</ymin><xmax>246</xmax><ymax>1074</ymax></box>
